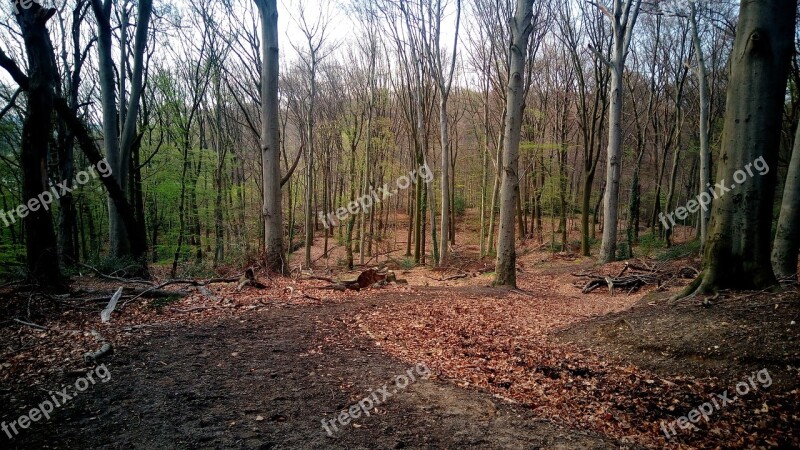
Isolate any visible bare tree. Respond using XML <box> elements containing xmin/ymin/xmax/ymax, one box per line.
<box><xmin>495</xmin><ymin>0</ymin><xmax>534</xmax><ymax>287</ymax></box>
<box><xmin>90</xmin><ymin>0</ymin><xmax>153</xmax><ymax>269</ymax></box>
<box><xmin>424</xmin><ymin>0</ymin><xmax>461</xmax><ymax>266</ymax></box>
<box><xmin>594</xmin><ymin>0</ymin><xmax>642</xmax><ymax>263</ymax></box>
<box><xmin>255</xmin><ymin>0</ymin><xmax>285</xmax><ymax>273</ymax></box>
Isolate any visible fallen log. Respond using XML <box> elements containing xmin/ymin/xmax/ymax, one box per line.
<box><xmin>572</xmin><ymin>260</ymin><xmax>693</xmax><ymax>295</ymax></box>
<box><xmin>317</xmin><ymin>268</ymin><xmax>399</xmax><ymax>291</ymax></box>
<box><xmin>13</xmin><ymin>318</ymin><xmax>48</xmax><ymax>331</ymax></box>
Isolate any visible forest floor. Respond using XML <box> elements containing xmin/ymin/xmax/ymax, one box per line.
<box><xmin>1</xmin><ymin>223</ymin><xmax>799</xmax><ymax>449</ymax></box>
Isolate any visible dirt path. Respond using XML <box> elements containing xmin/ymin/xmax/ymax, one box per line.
<box><xmin>3</xmin><ymin>297</ymin><xmax>621</xmax><ymax>449</ymax></box>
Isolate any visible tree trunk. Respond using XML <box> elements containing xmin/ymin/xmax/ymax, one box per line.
<box><xmin>256</xmin><ymin>0</ymin><xmax>285</xmax><ymax>273</ymax></box>
<box><xmin>495</xmin><ymin>0</ymin><xmax>533</xmax><ymax>288</ymax></box>
<box><xmin>690</xmin><ymin>2</ymin><xmax>712</xmax><ymax>247</ymax></box>
<box><xmin>772</xmin><ymin>120</ymin><xmax>800</xmax><ymax>278</ymax></box>
<box><xmin>598</xmin><ymin>0</ymin><xmax>642</xmax><ymax>263</ymax></box>
<box><xmin>90</xmin><ymin>0</ymin><xmax>151</xmax><ymax>264</ymax></box>
<box><xmin>683</xmin><ymin>0</ymin><xmax>795</xmax><ymax>296</ymax></box>
<box><xmin>439</xmin><ymin>98</ymin><xmax>451</xmax><ymax>266</ymax></box>
<box><xmin>14</xmin><ymin>4</ymin><xmax>66</xmax><ymax>291</ymax></box>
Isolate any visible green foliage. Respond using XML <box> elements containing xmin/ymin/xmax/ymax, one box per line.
<box><xmin>399</xmin><ymin>257</ymin><xmax>415</xmax><ymax>270</ymax></box>
<box><xmin>616</xmin><ymin>241</ymin><xmax>632</xmax><ymax>260</ymax></box>
<box><xmin>635</xmin><ymin>232</ymin><xmax>665</xmax><ymax>258</ymax></box>
<box><xmin>453</xmin><ymin>193</ymin><xmax>467</xmax><ymax>217</ymax></box>
<box><xmin>0</xmin><ymin>244</ymin><xmax>25</xmax><ymax>279</ymax></box>
<box><xmin>656</xmin><ymin>238</ymin><xmax>702</xmax><ymax>261</ymax></box>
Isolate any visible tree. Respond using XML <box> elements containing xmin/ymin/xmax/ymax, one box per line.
<box><xmin>681</xmin><ymin>0</ymin><xmax>796</xmax><ymax>296</ymax></box>
<box><xmin>772</xmin><ymin>120</ymin><xmax>800</xmax><ymax>279</ymax></box>
<box><xmin>256</xmin><ymin>0</ymin><xmax>285</xmax><ymax>273</ymax></box>
<box><xmin>595</xmin><ymin>0</ymin><xmax>642</xmax><ymax>263</ymax></box>
<box><xmin>9</xmin><ymin>3</ymin><xmax>65</xmax><ymax>291</ymax></box>
<box><xmin>495</xmin><ymin>0</ymin><xmax>534</xmax><ymax>287</ymax></box>
<box><xmin>689</xmin><ymin>1</ymin><xmax>712</xmax><ymax>247</ymax></box>
<box><xmin>290</xmin><ymin>1</ymin><xmax>334</xmax><ymax>269</ymax></box>
<box><xmin>427</xmin><ymin>0</ymin><xmax>461</xmax><ymax>267</ymax></box>
<box><xmin>558</xmin><ymin>0</ymin><xmax>610</xmax><ymax>257</ymax></box>
<box><xmin>90</xmin><ymin>0</ymin><xmax>152</xmax><ymax>270</ymax></box>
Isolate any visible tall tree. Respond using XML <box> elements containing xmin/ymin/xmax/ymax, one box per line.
<box><xmin>772</xmin><ymin>120</ymin><xmax>800</xmax><ymax>279</ymax></box>
<box><xmin>427</xmin><ymin>0</ymin><xmax>461</xmax><ymax>266</ymax></box>
<box><xmin>681</xmin><ymin>0</ymin><xmax>796</xmax><ymax>296</ymax></box>
<box><xmin>495</xmin><ymin>0</ymin><xmax>534</xmax><ymax>287</ymax></box>
<box><xmin>10</xmin><ymin>2</ymin><xmax>65</xmax><ymax>291</ymax></box>
<box><xmin>256</xmin><ymin>0</ymin><xmax>285</xmax><ymax>273</ymax></box>
<box><xmin>90</xmin><ymin>0</ymin><xmax>152</xmax><ymax>269</ymax></box>
<box><xmin>595</xmin><ymin>0</ymin><xmax>642</xmax><ymax>263</ymax></box>
<box><xmin>689</xmin><ymin>1</ymin><xmax>712</xmax><ymax>247</ymax></box>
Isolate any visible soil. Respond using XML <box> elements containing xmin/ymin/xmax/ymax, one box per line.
<box><xmin>2</xmin><ymin>294</ymin><xmax>620</xmax><ymax>449</ymax></box>
<box><xmin>1</xmin><ymin>227</ymin><xmax>797</xmax><ymax>449</ymax></box>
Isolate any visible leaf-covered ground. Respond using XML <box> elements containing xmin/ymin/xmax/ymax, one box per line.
<box><xmin>353</xmin><ymin>256</ymin><xmax>800</xmax><ymax>448</ymax></box>
<box><xmin>0</xmin><ymin>247</ymin><xmax>798</xmax><ymax>449</ymax></box>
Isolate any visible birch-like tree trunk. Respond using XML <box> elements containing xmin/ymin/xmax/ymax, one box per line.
<box><xmin>495</xmin><ymin>0</ymin><xmax>533</xmax><ymax>287</ymax></box>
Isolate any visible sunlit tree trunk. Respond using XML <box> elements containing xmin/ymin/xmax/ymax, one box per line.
<box><xmin>681</xmin><ymin>0</ymin><xmax>795</xmax><ymax>296</ymax></box>
<box><xmin>597</xmin><ymin>0</ymin><xmax>642</xmax><ymax>263</ymax></box>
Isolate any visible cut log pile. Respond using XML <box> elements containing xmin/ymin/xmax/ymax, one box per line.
<box><xmin>572</xmin><ymin>260</ymin><xmax>698</xmax><ymax>295</ymax></box>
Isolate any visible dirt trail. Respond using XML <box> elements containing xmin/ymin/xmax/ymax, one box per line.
<box><xmin>3</xmin><ymin>297</ymin><xmax>621</xmax><ymax>449</ymax></box>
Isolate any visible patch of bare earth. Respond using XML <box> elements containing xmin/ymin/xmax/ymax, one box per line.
<box><xmin>1</xmin><ymin>275</ymin><xmax>618</xmax><ymax>449</ymax></box>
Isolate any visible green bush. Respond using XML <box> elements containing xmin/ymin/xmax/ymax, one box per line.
<box><xmin>636</xmin><ymin>232</ymin><xmax>665</xmax><ymax>258</ymax></box>
<box><xmin>657</xmin><ymin>238</ymin><xmax>701</xmax><ymax>261</ymax></box>
<box><xmin>453</xmin><ymin>194</ymin><xmax>467</xmax><ymax>217</ymax></box>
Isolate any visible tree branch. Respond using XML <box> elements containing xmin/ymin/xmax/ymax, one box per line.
<box><xmin>587</xmin><ymin>44</ymin><xmax>613</xmax><ymax>69</ymax></box>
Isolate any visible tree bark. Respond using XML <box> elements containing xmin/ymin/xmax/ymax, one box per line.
<box><xmin>683</xmin><ymin>0</ymin><xmax>795</xmax><ymax>296</ymax></box>
<box><xmin>90</xmin><ymin>0</ymin><xmax>152</xmax><ymax>262</ymax></box>
<box><xmin>256</xmin><ymin>0</ymin><xmax>285</xmax><ymax>273</ymax></box>
<box><xmin>13</xmin><ymin>4</ymin><xmax>66</xmax><ymax>291</ymax></box>
<box><xmin>690</xmin><ymin>2</ymin><xmax>712</xmax><ymax>247</ymax></box>
<box><xmin>598</xmin><ymin>0</ymin><xmax>642</xmax><ymax>263</ymax></box>
<box><xmin>772</xmin><ymin>120</ymin><xmax>800</xmax><ymax>278</ymax></box>
<box><xmin>495</xmin><ymin>0</ymin><xmax>533</xmax><ymax>287</ymax></box>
